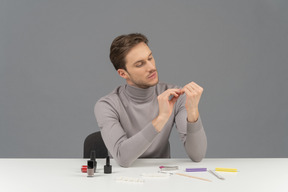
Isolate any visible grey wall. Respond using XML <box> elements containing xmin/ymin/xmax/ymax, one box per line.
<box><xmin>1</xmin><ymin>0</ymin><xmax>287</xmax><ymax>158</ymax></box>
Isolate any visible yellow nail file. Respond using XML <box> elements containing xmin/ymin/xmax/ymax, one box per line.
<box><xmin>215</xmin><ymin>168</ymin><xmax>238</xmax><ymax>172</ymax></box>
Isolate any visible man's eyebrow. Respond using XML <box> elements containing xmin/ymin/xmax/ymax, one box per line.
<box><xmin>133</xmin><ymin>52</ymin><xmax>153</xmax><ymax>65</ymax></box>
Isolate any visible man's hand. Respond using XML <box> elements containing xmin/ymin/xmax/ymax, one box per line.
<box><xmin>152</xmin><ymin>82</ymin><xmax>203</xmax><ymax>132</ymax></box>
<box><xmin>152</xmin><ymin>89</ymin><xmax>181</xmax><ymax>132</ymax></box>
<box><xmin>181</xmin><ymin>82</ymin><xmax>203</xmax><ymax>123</ymax></box>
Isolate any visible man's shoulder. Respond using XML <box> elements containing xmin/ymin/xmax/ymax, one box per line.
<box><xmin>96</xmin><ymin>85</ymin><xmax>124</xmax><ymax>106</ymax></box>
<box><xmin>94</xmin><ymin>86</ymin><xmax>126</xmax><ymax>123</ymax></box>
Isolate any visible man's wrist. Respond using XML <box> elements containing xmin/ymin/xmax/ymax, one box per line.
<box><xmin>152</xmin><ymin>115</ymin><xmax>169</xmax><ymax>132</ymax></box>
<box><xmin>187</xmin><ymin>109</ymin><xmax>199</xmax><ymax>123</ymax></box>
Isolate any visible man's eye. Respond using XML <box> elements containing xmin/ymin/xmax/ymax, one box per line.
<box><xmin>136</xmin><ymin>62</ymin><xmax>144</xmax><ymax>67</ymax></box>
<box><xmin>148</xmin><ymin>57</ymin><xmax>153</xmax><ymax>61</ymax></box>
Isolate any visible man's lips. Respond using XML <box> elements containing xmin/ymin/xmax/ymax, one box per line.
<box><xmin>148</xmin><ymin>71</ymin><xmax>157</xmax><ymax>79</ymax></box>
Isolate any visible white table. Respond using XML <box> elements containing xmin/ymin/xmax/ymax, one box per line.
<box><xmin>0</xmin><ymin>158</ymin><xmax>287</xmax><ymax>192</ymax></box>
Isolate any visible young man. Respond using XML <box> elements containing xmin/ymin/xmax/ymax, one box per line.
<box><xmin>95</xmin><ymin>33</ymin><xmax>207</xmax><ymax>167</ymax></box>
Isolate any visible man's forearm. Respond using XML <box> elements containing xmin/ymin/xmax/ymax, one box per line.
<box><xmin>152</xmin><ymin>116</ymin><xmax>170</xmax><ymax>132</ymax></box>
<box><xmin>184</xmin><ymin>118</ymin><xmax>207</xmax><ymax>162</ymax></box>
<box><xmin>101</xmin><ymin>122</ymin><xmax>159</xmax><ymax>167</ymax></box>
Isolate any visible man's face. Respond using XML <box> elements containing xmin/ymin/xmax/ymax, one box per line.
<box><xmin>118</xmin><ymin>42</ymin><xmax>159</xmax><ymax>89</ymax></box>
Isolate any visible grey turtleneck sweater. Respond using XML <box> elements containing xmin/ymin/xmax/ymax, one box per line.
<box><xmin>94</xmin><ymin>82</ymin><xmax>207</xmax><ymax>167</ymax></box>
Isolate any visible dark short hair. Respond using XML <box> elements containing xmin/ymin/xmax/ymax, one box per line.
<box><xmin>109</xmin><ymin>33</ymin><xmax>148</xmax><ymax>71</ymax></box>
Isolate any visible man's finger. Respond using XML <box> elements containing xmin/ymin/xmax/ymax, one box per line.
<box><xmin>190</xmin><ymin>82</ymin><xmax>203</xmax><ymax>92</ymax></box>
<box><xmin>162</xmin><ymin>89</ymin><xmax>181</xmax><ymax>98</ymax></box>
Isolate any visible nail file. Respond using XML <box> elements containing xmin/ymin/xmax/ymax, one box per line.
<box><xmin>185</xmin><ymin>168</ymin><xmax>207</xmax><ymax>172</ymax></box>
<box><xmin>159</xmin><ymin>166</ymin><xmax>179</xmax><ymax>171</ymax></box>
<box><xmin>215</xmin><ymin>167</ymin><xmax>237</xmax><ymax>172</ymax></box>
<box><xmin>208</xmin><ymin>170</ymin><xmax>225</xmax><ymax>180</ymax></box>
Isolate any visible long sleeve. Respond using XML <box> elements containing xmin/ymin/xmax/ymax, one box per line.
<box><xmin>94</xmin><ymin>99</ymin><xmax>159</xmax><ymax>167</ymax></box>
<box><xmin>94</xmin><ymin>83</ymin><xmax>207</xmax><ymax>167</ymax></box>
<box><xmin>174</xmin><ymin>95</ymin><xmax>207</xmax><ymax>162</ymax></box>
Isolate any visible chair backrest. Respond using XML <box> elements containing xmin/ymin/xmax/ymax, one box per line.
<box><xmin>83</xmin><ymin>131</ymin><xmax>108</xmax><ymax>158</ymax></box>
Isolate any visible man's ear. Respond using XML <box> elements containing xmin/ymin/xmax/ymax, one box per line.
<box><xmin>117</xmin><ymin>69</ymin><xmax>128</xmax><ymax>80</ymax></box>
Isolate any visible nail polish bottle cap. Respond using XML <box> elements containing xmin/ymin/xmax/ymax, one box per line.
<box><xmin>104</xmin><ymin>156</ymin><xmax>112</xmax><ymax>174</ymax></box>
<box><xmin>90</xmin><ymin>150</ymin><xmax>96</xmax><ymax>160</ymax></box>
<box><xmin>87</xmin><ymin>160</ymin><xmax>94</xmax><ymax>169</ymax></box>
<box><xmin>90</xmin><ymin>150</ymin><xmax>97</xmax><ymax>172</ymax></box>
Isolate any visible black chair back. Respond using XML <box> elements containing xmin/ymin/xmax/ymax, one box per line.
<box><xmin>83</xmin><ymin>131</ymin><xmax>108</xmax><ymax>158</ymax></box>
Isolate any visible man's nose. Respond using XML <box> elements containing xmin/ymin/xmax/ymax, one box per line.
<box><xmin>146</xmin><ymin>60</ymin><xmax>156</xmax><ymax>71</ymax></box>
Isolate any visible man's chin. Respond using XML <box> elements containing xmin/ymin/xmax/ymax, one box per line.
<box><xmin>138</xmin><ymin>81</ymin><xmax>158</xmax><ymax>89</ymax></box>
<box><xmin>151</xmin><ymin>79</ymin><xmax>159</xmax><ymax>86</ymax></box>
<box><xmin>130</xmin><ymin>78</ymin><xmax>159</xmax><ymax>89</ymax></box>
<box><xmin>146</xmin><ymin>78</ymin><xmax>159</xmax><ymax>87</ymax></box>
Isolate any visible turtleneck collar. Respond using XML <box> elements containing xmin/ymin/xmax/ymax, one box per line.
<box><xmin>124</xmin><ymin>84</ymin><xmax>155</xmax><ymax>103</ymax></box>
